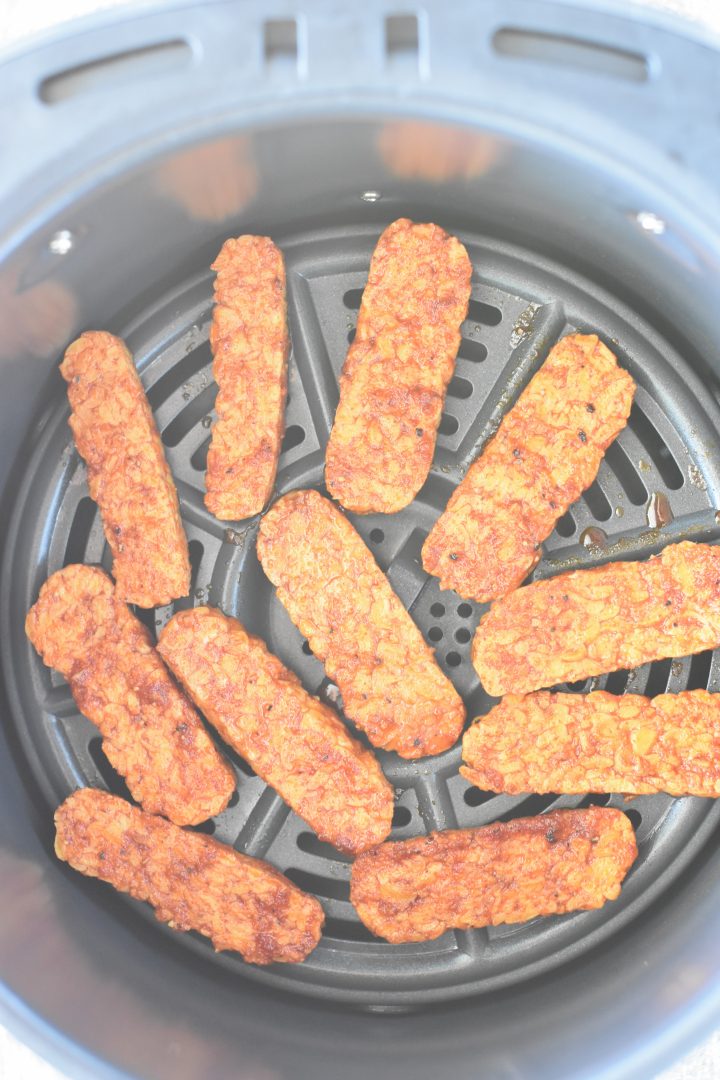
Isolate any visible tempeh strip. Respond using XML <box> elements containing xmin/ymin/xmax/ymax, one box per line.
<box><xmin>423</xmin><ymin>334</ymin><xmax>635</xmax><ymax>601</ymax></box>
<box><xmin>257</xmin><ymin>489</ymin><xmax>465</xmax><ymax>758</ymax></box>
<box><xmin>158</xmin><ymin>607</ymin><xmax>393</xmax><ymax>854</ymax></box>
<box><xmin>205</xmin><ymin>235</ymin><xmax>289</xmax><ymax>520</ymax></box>
<box><xmin>473</xmin><ymin>541</ymin><xmax>720</xmax><ymax>697</ymax></box>
<box><xmin>326</xmin><ymin>218</ymin><xmax>472</xmax><ymax>514</ymax></box>
<box><xmin>55</xmin><ymin>789</ymin><xmax>324</xmax><ymax>964</ymax></box>
<box><xmin>462</xmin><ymin>690</ymin><xmax>720</xmax><ymax>796</ymax></box>
<box><xmin>350</xmin><ymin>807</ymin><xmax>637</xmax><ymax>943</ymax></box>
<box><xmin>61</xmin><ymin>331</ymin><xmax>190</xmax><ymax>607</ymax></box>
<box><xmin>26</xmin><ymin>566</ymin><xmax>234</xmax><ymax>826</ymax></box>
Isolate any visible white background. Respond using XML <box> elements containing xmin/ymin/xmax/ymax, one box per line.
<box><xmin>1</xmin><ymin>1</ymin><xmax>719</xmax><ymax>1077</ymax></box>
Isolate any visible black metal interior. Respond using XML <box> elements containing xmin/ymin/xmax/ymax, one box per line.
<box><xmin>4</xmin><ymin>222</ymin><xmax>720</xmax><ymax>1006</ymax></box>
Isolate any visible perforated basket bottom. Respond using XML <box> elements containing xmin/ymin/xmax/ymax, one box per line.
<box><xmin>4</xmin><ymin>223</ymin><xmax>720</xmax><ymax>1005</ymax></box>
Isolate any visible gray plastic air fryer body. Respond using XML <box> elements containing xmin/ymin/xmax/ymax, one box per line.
<box><xmin>2</xmin><ymin>2</ymin><xmax>720</xmax><ymax>1078</ymax></box>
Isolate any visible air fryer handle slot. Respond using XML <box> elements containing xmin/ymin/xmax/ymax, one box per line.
<box><xmin>491</xmin><ymin>26</ymin><xmax>650</xmax><ymax>83</ymax></box>
<box><xmin>38</xmin><ymin>39</ymin><xmax>195</xmax><ymax>105</ymax></box>
<box><xmin>0</xmin><ymin>0</ymin><xmax>718</xmax><ymax>247</ymax></box>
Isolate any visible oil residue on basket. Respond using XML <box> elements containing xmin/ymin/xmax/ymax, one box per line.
<box><xmin>579</xmin><ymin>526</ymin><xmax>608</xmax><ymax>553</ymax></box>
<box><xmin>224</xmin><ymin>527</ymin><xmax>245</xmax><ymax>546</ymax></box>
<box><xmin>646</xmin><ymin>492</ymin><xmax>673</xmax><ymax>530</ymax></box>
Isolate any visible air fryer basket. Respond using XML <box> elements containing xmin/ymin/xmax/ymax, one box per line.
<box><xmin>2</xmin><ymin>2</ymin><xmax>720</xmax><ymax>1078</ymax></box>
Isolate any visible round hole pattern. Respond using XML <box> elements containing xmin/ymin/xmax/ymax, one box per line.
<box><xmin>369</xmin><ymin>528</ymin><xmax>384</xmax><ymax>544</ymax></box>
<box><xmin>455</xmin><ymin>627</ymin><xmax>471</xmax><ymax>644</ymax></box>
<box><xmin>428</xmin><ymin>626</ymin><xmax>443</xmax><ymax>642</ymax></box>
<box><xmin>430</xmin><ymin>602</ymin><xmax>445</xmax><ymax>617</ymax></box>
<box><xmin>457</xmin><ymin>603</ymin><xmax>473</xmax><ymax>618</ymax></box>
<box><xmin>446</xmin><ymin>652</ymin><xmax>462</xmax><ymax>668</ymax></box>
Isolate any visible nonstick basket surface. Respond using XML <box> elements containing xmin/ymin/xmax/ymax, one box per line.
<box><xmin>3</xmin><ymin>221</ymin><xmax>720</xmax><ymax>1006</ymax></box>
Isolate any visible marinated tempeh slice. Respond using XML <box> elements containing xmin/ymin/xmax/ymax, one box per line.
<box><xmin>61</xmin><ymin>331</ymin><xmax>190</xmax><ymax>607</ymax></box>
<box><xmin>205</xmin><ymin>235</ymin><xmax>290</xmax><ymax>520</ymax></box>
<box><xmin>26</xmin><ymin>565</ymin><xmax>234</xmax><ymax>826</ymax></box>
<box><xmin>350</xmin><ymin>808</ymin><xmax>637</xmax><ymax>943</ymax></box>
<box><xmin>158</xmin><ymin>606</ymin><xmax>393</xmax><ymax>854</ymax></box>
<box><xmin>462</xmin><ymin>689</ymin><xmax>720</xmax><ymax>796</ymax></box>
<box><xmin>423</xmin><ymin>334</ymin><xmax>635</xmax><ymax>601</ymax></box>
<box><xmin>257</xmin><ymin>489</ymin><xmax>465</xmax><ymax>758</ymax></box>
<box><xmin>326</xmin><ymin>218</ymin><xmax>472</xmax><ymax>514</ymax></box>
<box><xmin>55</xmin><ymin>788</ymin><xmax>323</xmax><ymax>964</ymax></box>
<box><xmin>473</xmin><ymin>542</ymin><xmax>720</xmax><ymax>697</ymax></box>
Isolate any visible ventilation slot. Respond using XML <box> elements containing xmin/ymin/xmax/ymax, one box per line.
<box><xmin>464</xmin><ymin>787</ymin><xmax>495</xmax><ymax>807</ymax></box>
<box><xmin>284</xmin><ymin>868</ymin><xmax>350</xmax><ymax>902</ymax></box>
<box><xmin>89</xmin><ymin>738</ymin><xmax>132</xmax><ymax>800</ymax></box>
<box><xmin>191</xmin><ymin>438</ymin><xmax>210</xmax><ymax>472</ymax></box>
<box><xmin>583</xmin><ymin>481</ymin><xmax>612</xmax><ymax>522</ymax></box>
<box><xmin>174</xmin><ymin>539</ymin><xmax>204</xmax><ymax>612</ymax></box>
<box><xmin>555</xmin><ymin>511</ymin><xmax>576</xmax><ymax>538</ymax></box>
<box><xmin>343</xmin><ymin>288</ymin><xmax>364</xmax><ymax>310</ymax></box>
<box><xmin>191</xmin><ymin>819</ymin><xmax>216</xmax><ymax>835</ymax></box>
<box><xmin>458</xmin><ymin>339</ymin><xmax>488</xmax><ymax>363</ymax></box>
<box><xmin>439</xmin><ymin>413</ymin><xmax>459</xmax><ymax>437</ymax></box>
<box><xmin>630</xmin><ymin>404</ymin><xmax>684</xmax><ymax>489</ymax></box>
<box><xmin>63</xmin><ymin>496</ymin><xmax>97</xmax><ymax>567</ymax></box>
<box><xmin>645</xmin><ymin>658</ymin><xmax>672</xmax><ymax>698</ymax></box>
<box><xmin>578</xmin><ymin>793</ymin><xmax>612</xmax><ymax>808</ymax></box>
<box><xmin>605</xmin><ymin>669</ymin><xmax>630</xmax><ymax>695</ymax></box>
<box><xmin>39</xmin><ymin>40</ymin><xmax>193</xmax><ymax>104</ymax></box>
<box><xmin>161</xmin><ymin>384</ymin><xmax>218</xmax><ymax>447</ymax></box>
<box><xmin>235</xmin><ymin>756</ymin><xmax>256</xmax><ymax>779</ymax></box>
<box><xmin>604</xmin><ymin>441</ymin><xmax>648</xmax><ymax>505</ymax></box>
<box><xmin>447</xmin><ymin>376</ymin><xmax>474</xmax><ymax>400</ymax></box>
<box><xmin>492</xmin><ymin>28</ymin><xmax>648</xmax><ymax>83</ymax></box>
<box><xmin>467</xmin><ymin>299</ymin><xmax>502</xmax><ymax>327</ymax></box>
<box><xmin>564</xmin><ymin>678</ymin><xmax>592</xmax><ymax>693</ymax></box>
<box><xmin>146</xmin><ymin>347</ymin><xmax>209</xmax><ymax>410</ymax></box>
<box><xmin>324</xmin><ymin>917</ymin><xmax>377</xmax><ymax>943</ymax></box>
<box><xmin>687</xmin><ymin>650</ymin><xmax>713</xmax><ymax>691</ymax></box>
<box><xmin>281</xmin><ymin>425</ymin><xmax>306</xmax><ymax>454</ymax></box>
<box><xmin>296</xmin><ymin>832</ymin><xmax>352</xmax><ymax>863</ymax></box>
<box><xmin>498</xmin><ymin>794</ymin><xmax>557</xmax><ymax>823</ymax></box>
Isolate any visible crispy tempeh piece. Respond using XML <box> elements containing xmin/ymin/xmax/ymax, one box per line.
<box><xmin>325</xmin><ymin>218</ymin><xmax>472</xmax><ymax>514</ymax></box>
<box><xmin>26</xmin><ymin>566</ymin><xmax>234</xmax><ymax>826</ymax></box>
<box><xmin>462</xmin><ymin>690</ymin><xmax>720</xmax><ymax>796</ymax></box>
<box><xmin>158</xmin><ymin>607</ymin><xmax>393</xmax><ymax>854</ymax></box>
<box><xmin>61</xmin><ymin>331</ymin><xmax>190</xmax><ymax>607</ymax></box>
<box><xmin>351</xmin><ymin>807</ymin><xmax>637</xmax><ymax>943</ymax></box>
<box><xmin>55</xmin><ymin>789</ymin><xmax>323</xmax><ymax>964</ymax></box>
<box><xmin>473</xmin><ymin>542</ymin><xmax>720</xmax><ymax>698</ymax></box>
<box><xmin>422</xmin><ymin>334</ymin><xmax>635</xmax><ymax>602</ymax></box>
<box><xmin>205</xmin><ymin>235</ymin><xmax>290</xmax><ymax>520</ymax></box>
<box><xmin>256</xmin><ymin>490</ymin><xmax>465</xmax><ymax>758</ymax></box>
